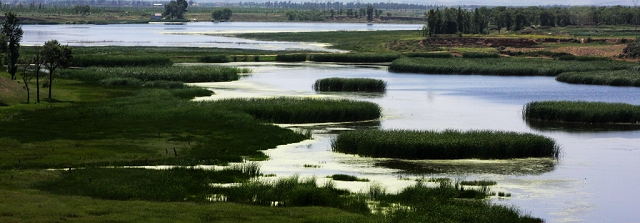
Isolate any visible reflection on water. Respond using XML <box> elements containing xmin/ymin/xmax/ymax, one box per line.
<box><xmin>191</xmin><ymin>62</ymin><xmax>640</xmax><ymax>223</ymax></box>
<box><xmin>526</xmin><ymin>119</ymin><xmax>640</xmax><ymax>132</ymax></box>
<box><xmin>376</xmin><ymin>158</ymin><xmax>557</xmax><ymax>175</ymax></box>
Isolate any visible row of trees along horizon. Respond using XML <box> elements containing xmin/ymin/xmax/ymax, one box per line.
<box><xmin>2</xmin><ymin>0</ymin><xmax>640</xmax><ymax>26</ymax></box>
<box><xmin>1</xmin><ymin>12</ymin><xmax>73</xmax><ymax>104</ymax></box>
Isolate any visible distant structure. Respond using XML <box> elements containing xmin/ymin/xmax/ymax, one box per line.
<box><xmin>151</xmin><ymin>12</ymin><xmax>163</xmax><ymax>20</ymax></box>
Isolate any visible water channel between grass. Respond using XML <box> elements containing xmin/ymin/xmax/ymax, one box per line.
<box><xmin>188</xmin><ymin>62</ymin><xmax>640</xmax><ymax>223</ymax></box>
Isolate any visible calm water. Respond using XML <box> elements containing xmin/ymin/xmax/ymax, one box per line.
<box><xmin>21</xmin><ymin>22</ymin><xmax>422</xmax><ymax>51</ymax></box>
<box><xmin>191</xmin><ymin>62</ymin><xmax>640</xmax><ymax>223</ymax></box>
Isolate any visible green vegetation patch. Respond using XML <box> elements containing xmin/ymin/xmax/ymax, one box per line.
<box><xmin>309</xmin><ymin>53</ymin><xmax>400</xmax><ymax>63</ymax></box>
<box><xmin>375</xmin><ymin>180</ymin><xmax>542</xmax><ymax>223</ymax></box>
<box><xmin>328</xmin><ymin>174</ymin><xmax>369</xmax><ymax>182</ymax></box>
<box><xmin>313</xmin><ymin>77</ymin><xmax>386</xmax><ymax>92</ymax></box>
<box><xmin>216</xmin><ymin>175</ymin><xmax>369</xmax><ymax>213</ymax></box>
<box><xmin>523</xmin><ymin>101</ymin><xmax>640</xmax><ymax>124</ymax></box>
<box><xmin>199</xmin><ymin>55</ymin><xmax>231</xmax><ymax>63</ymax></box>
<box><xmin>72</xmin><ymin>55</ymin><xmax>173</xmax><ymax>67</ymax></box>
<box><xmin>556</xmin><ymin>69</ymin><xmax>640</xmax><ymax>87</ymax></box>
<box><xmin>332</xmin><ymin>129</ymin><xmax>560</xmax><ymax>159</ymax></box>
<box><xmin>60</xmin><ymin>66</ymin><xmax>244</xmax><ymax>83</ymax></box>
<box><xmin>462</xmin><ymin>52</ymin><xmax>500</xmax><ymax>58</ymax></box>
<box><xmin>404</xmin><ymin>52</ymin><xmax>453</xmax><ymax>58</ymax></box>
<box><xmin>0</xmin><ymin>89</ymin><xmax>307</xmax><ymax>168</ymax></box>
<box><xmin>459</xmin><ymin>180</ymin><xmax>498</xmax><ymax>186</ymax></box>
<box><xmin>389</xmin><ymin>57</ymin><xmax>632</xmax><ymax>76</ymax></box>
<box><xmin>213</xmin><ymin>97</ymin><xmax>381</xmax><ymax>124</ymax></box>
<box><xmin>275</xmin><ymin>53</ymin><xmax>308</xmax><ymax>62</ymax></box>
<box><xmin>35</xmin><ymin>167</ymin><xmax>251</xmax><ymax>202</ymax></box>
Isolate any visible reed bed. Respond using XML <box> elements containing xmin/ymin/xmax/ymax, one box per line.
<box><xmin>309</xmin><ymin>53</ymin><xmax>400</xmax><ymax>63</ymax></box>
<box><xmin>556</xmin><ymin>69</ymin><xmax>640</xmax><ymax>87</ymax></box>
<box><xmin>212</xmin><ymin>97</ymin><xmax>381</xmax><ymax>123</ymax></box>
<box><xmin>275</xmin><ymin>53</ymin><xmax>307</xmax><ymax>62</ymax></box>
<box><xmin>72</xmin><ymin>55</ymin><xmax>173</xmax><ymax>67</ymax></box>
<box><xmin>523</xmin><ymin>101</ymin><xmax>640</xmax><ymax>124</ymax></box>
<box><xmin>329</xmin><ymin>174</ymin><xmax>369</xmax><ymax>182</ymax></box>
<box><xmin>60</xmin><ymin>66</ymin><xmax>244</xmax><ymax>83</ymax></box>
<box><xmin>557</xmin><ymin>55</ymin><xmax>611</xmax><ymax>61</ymax></box>
<box><xmin>313</xmin><ymin>77</ymin><xmax>386</xmax><ymax>92</ymax></box>
<box><xmin>332</xmin><ymin>129</ymin><xmax>560</xmax><ymax>159</ymax></box>
<box><xmin>389</xmin><ymin>57</ymin><xmax>632</xmax><ymax>76</ymax></box>
<box><xmin>199</xmin><ymin>55</ymin><xmax>230</xmax><ymax>63</ymax></box>
<box><xmin>462</xmin><ymin>52</ymin><xmax>500</xmax><ymax>58</ymax></box>
<box><xmin>404</xmin><ymin>52</ymin><xmax>453</xmax><ymax>58</ymax></box>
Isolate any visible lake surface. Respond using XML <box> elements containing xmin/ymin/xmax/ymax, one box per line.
<box><xmin>21</xmin><ymin>22</ymin><xmax>423</xmax><ymax>51</ymax></box>
<box><xmin>191</xmin><ymin>62</ymin><xmax>640</xmax><ymax>223</ymax></box>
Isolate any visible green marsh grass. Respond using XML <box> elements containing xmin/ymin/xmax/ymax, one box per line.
<box><xmin>462</xmin><ymin>52</ymin><xmax>500</xmax><ymax>58</ymax></box>
<box><xmin>404</xmin><ymin>52</ymin><xmax>453</xmax><ymax>58</ymax></box>
<box><xmin>275</xmin><ymin>53</ymin><xmax>308</xmax><ymax>62</ymax></box>
<box><xmin>523</xmin><ymin>101</ymin><xmax>640</xmax><ymax>124</ymax></box>
<box><xmin>459</xmin><ymin>180</ymin><xmax>497</xmax><ymax>186</ymax></box>
<box><xmin>313</xmin><ymin>77</ymin><xmax>386</xmax><ymax>92</ymax></box>
<box><xmin>332</xmin><ymin>129</ymin><xmax>560</xmax><ymax>159</ymax></box>
<box><xmin>216</xmin><ymin>175</ymin><xmax>369</xmax><ymax>213</ymax></box>
<box><xmin>35</xmin><ymin>167</ymin><xmax>251</xmax><ymax>202</ymax></box>
<box><xmin>0</xmin><ymin>89</ymin><xmax>307</xmax><ymax>168</ymax></box>
<box><xmin>199</xmin><ymin>55</ymin><xmax>230</xmax><ymax>63</ymax></box>
<box><xmin>213</xmin><ymin>97</ymin><xmax>382</xmax><ymax>124</ymax></box>
<box><xmin>309</xmin><ymin>53</ymin><xmax>400</xmax><ymax>63</ymax></box>
<box><xmin>60</xmin><ymin>66</ymin><xmax>243</xmax><ymax>83</ymax></box>
<box><xmin>389</xmin><ymin>57</ymin><xmax>632</xmax><ymax>76</ymax></box>
<box><xmin>377</xmin><ymin>180</ymin><xmax>542</xmax><ymax>223</ymax></box>
<box><xmin>556</xmin><ymin>69</ymin><xmax>640</xmax><ymax>87</ymax></box>
<box><xmin>329</xmin><ymin>174</ymin><xmax>369</xmax><ymax>182</ymax></box>
<box><xmin>72</xmin><ymin>55</ymin><xmax>173</xmax><ymax>67</ymax></box>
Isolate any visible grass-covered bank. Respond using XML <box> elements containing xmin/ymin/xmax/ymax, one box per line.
<box><xmin>0</xmin><ymin>89</ymin><xmax>309</xmax><ymax>168</ymax></box>
<box><xmin>313</xmin><ymin>78</ymin><xmax>386</xmax><ymax>92</ymax></box>
<box><xmin>523</xmin><ymin>101</ymin><xmax>640</xmax><ymax>124</ymax></box>
<box><xmin>556</xmin><ymin>69</ymin><xmax>640</xmax><ymax>87</ymax></box>
<box><xmin>389</xmin><ymin>57</ymin><xmax>632</xmax><ymax>76</ymax></box>
<box><xmin>332</xmin><ymin>129</ymin><xmax>560</xmax><ymax>159</ymax></box>
<box><xmin>213</xmin><ymin>97</ymin><xmax>382</xmax><ymax>123</ymax></box>
<box><xmin>60</xmin><ymin>66</ymin><xmax>245</xmax><ymax>83</ymax></box>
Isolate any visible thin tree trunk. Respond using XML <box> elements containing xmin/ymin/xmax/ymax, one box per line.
<box><xmin>48</xmin><ymin>70</ymin><xmax>53</xmax><ymax>100</ymax></box>
<box><xmin>36</xmin><ymin>72</ymin><xmax>40</xmax><ymax>103</ymax></box>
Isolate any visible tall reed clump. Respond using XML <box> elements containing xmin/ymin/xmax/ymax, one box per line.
<box><xmin>523</xmin><ymin>101</ymin><xmax>640</xmax><ymax>124</ymax></box>
<box><xmin>313</xmin><ymin>77</ymin><xmax>386</xmax><ymax>92</ymax></box>
<box><xmin>389</xmin><ymin>57</ymin><xmax>632</xmax><ymax>76</ymax></box>
<box><xmin>212</xmin><ymin>97</ymin><xmax>381</xmax><ymax>123</ymax></box>
<box><xmin>309</xmin><ymin>53</ymin><xmax>400</xmax><ymax>63</ymax></box>
<box><xmin>404</xmin><ymin>52</ymin><xmax>453</xmax><ymax>58</ymax></box>
<box><xmin>332</xmin><ymin>129</ymin><xmax>560</xmax><ymax>159</ymax></box>
<box><xmin>199</xmin><ymin>55</ymin><xmax>230</xmax><ymax>63</ymax></box>
<box><xmin>275</xmin><ymin>53</ymin><xmax>307</xmax><ymax>62</ymax></box>
<box><xmin>59</xmin><ymin>66</ymin><xmax>244</xmax><ymax>83</ymax></box>
<box><xmin>72</xmin><ymin>55</ymin><xmax>173</xmax><ymax>67</ymax></box>
<box><xmin>216</xmin><ymin>175</ymin><xmax>369</xmax><ymax>213</ymax></box>
<box><xmin>556</xmin><ymin>69</ymin><xmax>640</xmax><ymax>87</ymax></box>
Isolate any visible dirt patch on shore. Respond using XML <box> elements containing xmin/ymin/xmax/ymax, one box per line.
<box><xmin>551</xmin><ymin>45</ymin><xmax>627</xmax><ymax>57</ymax></box>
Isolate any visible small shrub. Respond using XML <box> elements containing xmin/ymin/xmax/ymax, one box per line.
<box><xmin>199</xmin><ymin>55</ymin><xmax>230</xmax><ymax>63</ymax></box>
<box><xmin>275</xmin><ymin>54</ymin><xmax>307</xmax><ymax>62</ymax></box>
<box><xmin>313</xmin><ymin>77</ymin><xmax>386</xmax><ymax>92</ymax></box>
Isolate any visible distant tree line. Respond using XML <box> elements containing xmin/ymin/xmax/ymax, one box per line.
<box><xmin>423</xmin><ymin>5</ymin><xmax>640</xmax><ymax>36</ymax></box>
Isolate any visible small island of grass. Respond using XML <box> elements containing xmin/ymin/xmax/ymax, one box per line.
<box><xmin>332</xmin><ymin>129</ymin><xmax>560</xmax><ymax>159</ymax></box>
<box><xmin>556</xmin><ymin>69</ymin><xmax>640</xmax><ymax>87</ymax></box>
<box><xmin>523</xmin><ymin>101</ymin><xmax>640</xmax><ymax>124</ymax></box>
<box><xmin>313</xmin><ymin>77</ymin><xmax>387</xmax><ymax>92</ymax></box>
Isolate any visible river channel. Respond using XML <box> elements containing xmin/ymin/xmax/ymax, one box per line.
<box><xmin>190</xmin><ymin>62</ymin><xmax>640</xmax><ymax>223</ymax></box>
